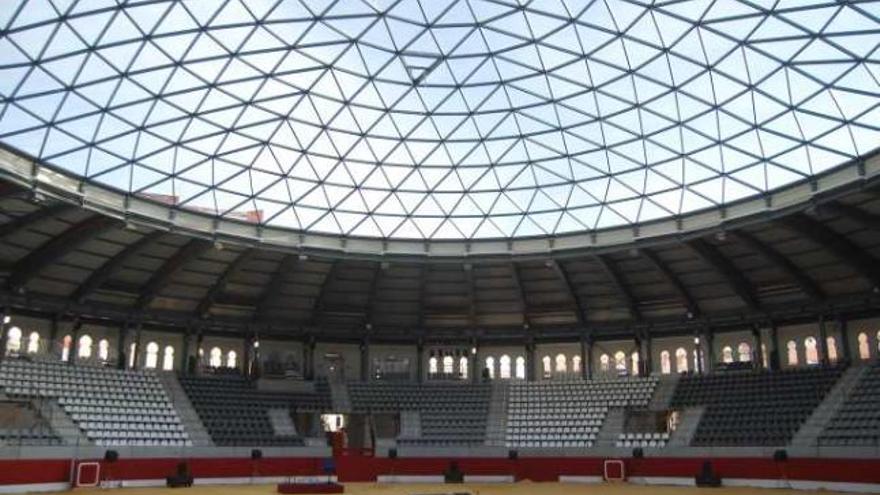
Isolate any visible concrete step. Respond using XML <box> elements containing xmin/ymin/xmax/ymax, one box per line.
<box><xmin>668</xmin><ymin>407</ymin><xmax>704</xmax><ymax>447</ymax></box>
<box><xmin>157</xmin><ymin>373</ymin><xmax>213</xmax><ymax>447</ymax></box>
<box><xmin>36</xmin><ymin>398</ymin><xmax>89</xmax><ymax>447</ymax></box>
<box><xmin>329</xmin><ymin>382</ymin><xmax>352</xmax><ymax>413</ymax></box>
<box><xmin>398</xmin><ymin>411</ymin><xmax>421</xmax><ymax>440</ymax></box>
<box><xmin>596</xmin><ymin>408</ymin><xmax>626</xmax><ymax>447</ymax></box>
<box><xmin>791</xmin><ymin>364</ymin><xmax>867</xmax><ymax>447</ymax></box>
<box><xmin>648</xmin><ymin>374</ymin><xmax>680</xmax><ymax>411</ymax></box>
<box><xmin>267</xmin><ymin>408</ymin><xmax>299</xmax><ymax>436</ymax></box>
<box><xmin>484</xmin><ymin>381</ymin><xmax>509</xmax><ymax>447</ymax></box>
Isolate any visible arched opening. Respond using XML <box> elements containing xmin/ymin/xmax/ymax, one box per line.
<box><xmin>442</xmin><ymin>355</ymin><xmax>454</xmax><ymax>375</ymax></box>
<box><xmin>61</xmin><ymin>335</ymin><xmax>72</xmax><ymax>362</ymax></box>
<box><xmin>499</xmin><ymin>355</ymin><xmax>511</xmax><ymax>379</ymax></box>
<box><xmin>858</xmin><ymin>332</ymin><xmax>870</xmax><ymax>360</ymax></box>
<box><xmin>428</xmin><ymin>356</ymin><xmax>438</xmax><ymax>374</ymax></box>
<box><xmin>98</xmin><ymin>339</ymin><xmax>110</xmax><ymax>361</ymax></box>
<box><xmin>163</xmin><ymin>345</ymin><xmax>175</xmax><ymax>370</ymax></box>
<box><xmin>826</xmin><ymin>337</ymin><xmax>838</xmax><ymax>363</ymax></box>
<box><xmin>515</xmin><ymin>356</ymin><xmax>526</xmax><ymax>380</ymax></box>
<box><xmin>660</xmin><ymin>350</ymin><xmax>671</xmax><ymax>374</ymax></box>
<box><xmin>675</xmin><ymin>348</ymin><xmax>688</xmax><ymax>373</ymax></box>
<box><xmin>804</xmin><ymin>337</ymin><xmax>819</xmax><ymax>365</ymax></box>
<box><xmin>77</xmin><ymin>335</ymin><xmax>93</xmax><ymax>359</ymax></box>
<box><xmin>226</xmin><ymin>350</ymin><xmax>237</xmax><ymax>368</ymax></box>
<box><xmin>485</xmin><ymin>356</ymin><xmax>495</xmax><ymax>379</ymax></box>
<box><xmin>542</xmin><ymin>356</ymin><xmax>551</xmax><ymax>378</ymax></box>
<box><xmin>555</xmin><ymin>353</ymin><xmax>567</xmax><ymax>373</ymax></box>
<box><xmin>787</xmin><ymin>340</ymin><xmax>799</xmax><ymax>366</ymax></box>
<box><xmin>600</xmin><ymin>354</ymin><xmax>610</xmax><ymax>372</ymax></box>
<box><xmin>4</xmin><ymin>327</ymin><xmax>22</xmax><ymax>354</ymax></box>
<box><xmin>721</xmin><ymin>346</ymin><xmax>733</xmax><ymax>363</ymax></box>
<box><xmin>26</xmin><ymin>331</ymin><xmax>40</xmax><ymax>354</ymax></box>
<box><xmin>631</xmin><ymin>351</ymin><xmax>640</xmax><ymax>376</ymax></box>
<box><xmin>614</xmin><ymin>351</ymin><xmax>627</xmax><ymax>373</ymax></box>
<box><xmin>571</xmin><ymin>355</ymin><xmax>582</xmax><ymax>373</ymax></box>
<box><xmin>145</xmin><ymin>342</ymin><xmax>159</xmax><ymax>369</ymax></box>
<box><xmin>209</xmin><ymin>347</ymin><xmax>222</xmax><ymax>368</ymax></box>
<box><xmin>738</xmin><ymin>342</ymin><xmax>752</xmax><ymax>362</ymax></box>
<box><xmin>459</xmin><ymin>356</ymin><xmax>468</xmax><ymax>379</ymax></box>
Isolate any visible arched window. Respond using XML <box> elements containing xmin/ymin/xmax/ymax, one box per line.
<box><xmin>515</xmin><ymin>356</ymin><xmax>526</xmax><ymax>380</ymax></box>
<box><xmin>163</xmin><ymin>345</ymin><xmax>175</xmax><ymax>370</ymax></box>
<box><xmin>858</xmin><ymin>332</ymin><xmax>870</xmax><ymax>360</ymax></box>
<box><xmin>98</xmin><ymin>339</ymin><xmax>110</xmax><ymax>361</ymax></box>
<box><xmin>499</xmin><ymin>355</ymin><xmax>511</xmax><ymax>379</ymax></box>
<box><xmin>738</xmin><ymin>342</ymin><xmax>751</xmax><ymax>362</ymax></box>
<box><xmin>804</xmin><ymin>337</ymin><xmax>819</xmax><ymax>365</ymax></box>
<box><xmin>542</xmin><ymin>356</ymin><xmax>551</xmax><ymax>378</ymax></box>
<box><xmin>26</xmin><ymin>332</ymin><xmax>40</xmax><ymax>354</ymax></box>
<box><xmin>675</xmin><ymin>348</ymin><xmax>688</xmax><ymax>373</ymax></box>
<box><xmin>226</xmin><ymin>350</ymin><xmax>237</xmax><ymax>368</ymax></box>
<box><xmin>722</xmin><ymin>346</ymin><xmax>733</xmax><ymax>363</ymax></box>
<box><xmin>61</xmin><ymin>335</ymin><xmax>72</xmax><ymax>362</ymax></box>
<box><xmin>459</xmin><ymin>356</ymin><xmax>468</xmax><ymax>379</ymax></box>
<box><xmin>209</xmin><ymin>347</ymin><xmax>222</xmax><ymax>368</ymax></box>
<box><xmin>428</xmin><ymin>356</ymin><xmax>438</xmax><ymax>374</ymax></box>
<box><xmin>787</xmin><ymin>340</ymin><xmax>799</xmax><ymax>366</ymax></box>
<box><xmin>600</xmin><ymin>354</ymin><xmax>610</xmax><ymax>372</ymax></box>
<box><xmin>631</xmin><ymin>352</ymin><xmax>640</xmax><ymax>376</ymax></box>
<box><xmin>555</xmin><ymin>353</ymin><xmax>567</xmax><ymax>373</ymax></box>
<box><xmin>77</xmin><ymin>334</ymin><xmax>93</xmax><ymax>359</ymax></box>
<box><xmin>572</xmin><ymin>355</ymin><xmax>582</xmax><ymax>373</ymax></box>
<box><xmin>826</xmin><ymin>337</ymin><xmax>838</xmax><ymax>363</ymax></box>
<box><xmin>614</xmin><ymin>351</ymin><xmax>627</xmax><ymax>372</ymax></box>
<box><xmin>145</xmin><ymin>342</ymin><xmax>159</xmax><ymax>369</ymax></box>
<box><xmin>485</xmin><ymin>356</ymin><xmax>495</xmax><ymax>379</ymax></box>
<box><xmin>660</xmin><ymin>350</ymin><xmax>671</xmax><ymax>374</ymax></box>
<box><xmin>4</xmin><ymin>327</ymin><xmax>22</xmax><ymax>354</ymax></box>
<box><xmin>442</xmin><ymin>355</ymin><xmax>454</xmax><ymax>374</ymax></box>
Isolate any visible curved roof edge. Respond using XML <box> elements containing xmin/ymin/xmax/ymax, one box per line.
<box><xmin>1</xmin><ymin>144</ymin><xmax>879</xmax><ymax>261</ymax></box>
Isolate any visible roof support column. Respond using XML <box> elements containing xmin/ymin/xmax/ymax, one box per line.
<box><xmin>243</xmin><ymin>334</ymin><xmax>253</xmax><ymax>378</ymax></box>
<box><xmin>471</xmin><ymin>339</ymin><xmax>480</xmax><ymax>384</ymax></box>
<box><xmin>117</xmin><ymin>322</ymin><xmax>129</xmax><ymax>370</ymax></box>
<box><xmin>304</xmin><ymin>336</ymin><xmax>316</xmax><ymax>381</ymax></box>
<box><xmin>700</xmin><ymin>328</ymin><xmax>713</xmax><ymax>374</ymax></box>
<box><xmin>48</xmin><ymin>315</ymin><xmax>59</xmax><ymax>360</ymax></box>
<box><xmin>416</xmin><ymin>339</ymin><xmax>424</xmax><ymax>384</ymax></box>
<box><xmin>526</xmin><ymin>339</ymin><xmax>537</xmax><ymax>382</ymax></box>
<box><xmin>585</xmin><ymin>336</ymin><xmax>594</xmax><ymax>381</ymax></box>
<box><xmin>751</xmin><ymin>325</ymin><xmax>763</xmax><ymax>370</ymax></box>
<box><xmin>68</xmin><ymin>320</ymin><xmax>82</xmax><ymax>366</ymax></box>
<box><xmin>195</xmin><ymin>330</ymin><xmax>204</xmax><ymax>374</ymax></box>
<box><xmin>641</xmin><ymin>332</ymin><xmax>653</xmax><ymax>376</ymax></box>
<box><xmin>0</xmin><ymin>308</ymin><xmax>7</xmax><ymax>363</ymax></box>
<box><xmin>769</xmin><ymin>322</ymin><xmax>780</xmax><ymax>371</ymax></box>
<box><xmin>180</xmin><ymin>326</ymin><xmax>192</xmax><ymax>375</ymax></box>
<box><xmin>130</xmin><ymin>322</ymin><xmax>142</xmax><ymax>369</ymax></box>
<box><xmin>837</xmin><ymin>316</ymin><xmax>851</xmax><ymax>363</ymax></box>
<box><xmin>818</xmin><ymin>316</ymin><xmax>829</xmax><ymax>367</ymax></box>
<box><xmin>360</xmin><ymin>338</ymin><xmax>370</xmax><ymax>382</ymax></box>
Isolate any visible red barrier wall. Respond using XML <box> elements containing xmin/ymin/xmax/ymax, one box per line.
<box><xmin>2</xmin><ymin>455</ymin><xmax>880</xmax><ymax>486</ymax></box>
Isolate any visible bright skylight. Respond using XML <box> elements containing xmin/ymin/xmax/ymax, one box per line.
<box><xmin>0</xmin><ymin>0</ymin><xmax>878</xmax><ymax>239</ymax></box>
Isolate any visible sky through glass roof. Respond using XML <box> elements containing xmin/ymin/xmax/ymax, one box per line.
<box><xmin>0</xmin><ymin>0</ymin><xmax>878</xmax><ymax>240</ymax></box>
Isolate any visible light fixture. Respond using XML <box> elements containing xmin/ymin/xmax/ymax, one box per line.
<box><xmin>2</xmin><ymin>316</ymin><xmax>9</xmax><ymax>324</ymax></box>
<box><xmin>471</xmin><ymin>347</ymin><xmax>477</xmax><ymax>355</ymax></box>
<box><xmin>253</xmin><ymin>341</ymin><xmax>260</xmax><ymax>349</ymax></box>
<box><xmin>694</xmin><ymin>337</ymin><xmax>701</xmax><ymax>345</ymax></box>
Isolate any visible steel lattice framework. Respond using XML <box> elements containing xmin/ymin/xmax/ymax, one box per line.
<box><xmin>0</xmin><ymin>0</ymin><xmax>878</xmax><ymax>240</ymax></box>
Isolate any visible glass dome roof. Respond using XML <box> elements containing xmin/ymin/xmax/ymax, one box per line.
<box><xmin>0</xmin><ymin>0</ymin><xmax>878</xmax><ymax>240</ymax></box>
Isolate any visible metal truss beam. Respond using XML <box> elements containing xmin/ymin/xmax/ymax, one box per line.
<box><xmin>687</xmin><ymin>238</ymin><xmax>761</xmax><ymax>312</ymax></box>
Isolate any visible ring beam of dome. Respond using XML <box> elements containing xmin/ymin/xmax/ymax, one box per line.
<box><xmin>0</xmin><ymin>1</ymin><xmax>878</xmax><ymax>242</ymax></box>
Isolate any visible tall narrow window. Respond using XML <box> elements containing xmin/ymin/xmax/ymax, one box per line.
<box><xmin>762</xmin><ymin>344</ymin><xmax>768</xmax><ymax>368</ymax></box>
<box><xmin>226</xmin><ymin>350</ymin><xmax>237</xmax><ymax>368</ymax></box>
<box><xmin>163</xmin><ymin>345</ymin><xmax>175</xmax><ymax>370</ymax></box>
<box><xmin>26</xmin><ymin>331</ymin><xmax>40</xmax><ymax>354</ymax></box>
<box><xmin>660</xmin><ymin>350</ymin><xmax>671</xmax><ymax>374</ymax></box>
<box><xmin>209</xmin><ymin>347</ymin><xmax>222</xmax><ymax>368</ymax></box>
<box><xmin>826</xmin><ymin>337</ymin><xmax>838</xmax><ymax>363</ymax></box>
<box><xmin>614</xmin><ymin>351</ymin><xmax>627</xmax><ymax>373</ymax></box>
<box><xmin>571</xmin><ymin>355</ymin><xmax>582</xmax><ymax>373</ymax></box>
<box><xmin>858</xmin><ymin>333</ymin><xmax>870</xmax><ymax>360</ymax></box>
<box><xmin>428</xmin><ymin>356</ymin><xmax>438</xmax><ymax>374</ymax></box>
<box><xmin>145</xmin><ymin>342</ymin><xmax>159</xmax><ymax>369</ymax></box>
<box><xmin>542</xmin><ymin>356</ymin><xmax>551</xmax><ymax>378</ymax></box>
<box><xmin>515</xmin><ymin>356</ymin><xmax>526</xmax><ymax>380</ymax></box>
<box><xmin>804</xmin><ymin>337</ymin><xmax>819</xmax><ymax>365</ymax></box>
<box><xmin>98</xmin><ymin>339</ymin><xmax>110</xmax><ymax>361</ymax></box>
<box><xmin>4</xmin><ymin>327</ymin><xmax>22</xmax><ymax>354</ymax></box>
<box><xmin>129</xmin><ymin>342</ymin><xmax>137</xmax><ymax>368</ymax></box>
<box><xmin>675</xmin><ymin>348</ymin><xmax>688</xmax><ymax>373</ymax></box>
<box><xmin>722</xmin><ymin>346</ymin><xmax>733</xmax><ymax>363</ymax></box>
<box><xmin>77</xmin><ymin>335</ymin><xmax>93</xmax><ymax>359</ymax></box>
<box><xmin>600</xmin><ymin>354</ymin><xmax>610</xmax><ymax>372</ymax></box>
<box><xmin>61</xmin><ymin>335</ymin><xmax>72</xmax><ymax>362</ymax></box>
<box><xmin>442</xmin><ymin>355</ymin><xmax>454</xmax><ymax>374</ymax></box>
<box><xmin>738</xmin><ymin>342</ymin><xmax>751</xmax><ymax>362</ymax></box>
<box><xmin>787</xmin><ymin>340</ymin><xmax>799</xmax><ymax>366</ymax></box>
<box><xmin>499</xmin><ymin>355</ymin><xmax>511</xmax><ymax>379</ymax></box>
<box><xmin>459</xmin><ymin>356</ymin><xmax>468</xmax><ymax>379</ymax></box>
<box><xmin>485</xmin><ymin>356</ymin><xmax>495</xmax><ymax>379</ymax></box>
<box><xmin>555</xmin><ymin>353</ymin><xmax>567</xmax><ymax>373</ymax></box>
<box><xmin>631</xmin><ymin>352</ymin><xmax>640</xmax><ymax>376</ymax></box>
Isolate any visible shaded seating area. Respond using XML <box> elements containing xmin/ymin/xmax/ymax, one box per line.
<box><xmin>348</xmin><ymin>382</ymin><xmax>491</xmax><ymax>446</ymax></box>
<box><xmin>670</xmin><ymin>366</ymin><xmax>844</xmax><ymax>447</ymax></box>
<box><xmin>179</xmin><ymin>374</ymin><xmax>330</xmax><ymax>446</ymax></box>
<box><xmin>0</xmin><ymin>359</ymin><xmax>187</xmax><ymax>447</ymax></box>
<box><xmin>820</xmin><ymin>362</ymin><xmax>880</xmax><ymax>447</ymax></box>
<box><xmin>505</xmin><ymin>377</ymin><xmax>658</xmax><ymax>448</ymax></box>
